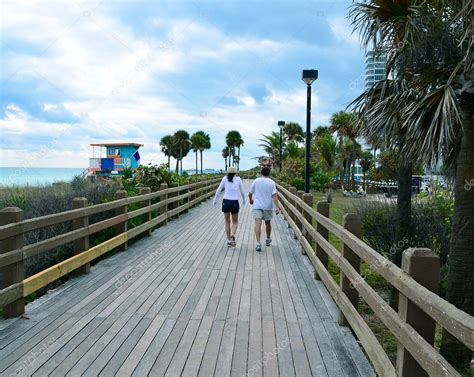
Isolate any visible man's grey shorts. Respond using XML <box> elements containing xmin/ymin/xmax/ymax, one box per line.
<box><xmin>252</xmin><ymin>209</ymin><xmax>273</xmax><ymax>221</ymax></box>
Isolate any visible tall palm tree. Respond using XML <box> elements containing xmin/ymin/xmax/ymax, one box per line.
<box><xmin>172</xmin><ymin>130</ymin><xmax>190</xmax><ymax>175</ymax></box>
<box><xmin>190</xmin><ymin>131</ymin><xmax>210</xmax><ymax>174</ymax></box>
<box><xmin>259</xmin><ymin>131</ymin><xmax>283</xmax><ymax>166</ymax></box>
<box><xmin>316</xmin><ymin>133</ymin><xmax>337</xmax><ymax>174</ymax></box>
<box><xmin>234</xmin><ymin>132</ymin><xmax>244</xmax><ymax>170</ymax></box>
<box><xmin>330</xmin><ymin>111</ymin><xmax>358</xmax><ymax>184</ymax></box>
<box><xmin>200</xmin><ymin>132</ymin><xmax>211</xmax><ymax>174</ymax></box>
<box><xmin>350</xmin><ymin>0</ymin><xmax>473</xmax><ymax>368</ymax></box>
<box><xmin>190</xmin><ymin>132</ymin><xmax>205</xmax><ymax>174</ymax></box>
<box><xmin>359</xmin><ymin>150</ymin><xmax>373</xmax><ymax>191</ymax></box>
<box><xmin>225</xmin><ymin>130</ymin><xmax>242</xmax><ymax>168</ymax></box>
<box><xmin>222</xmin><ymin>147</ymin><xmax>229</xmax><ymax>171</ymax></box>
<box><xmin>284</xmin><ymin>122</ymin><xmax>304</xmax><ymax>143</ymax></box>
<box><xmin>160</xmin><ymin>135</ymin><xmax>174</xmax><ymax>171</ymax></box>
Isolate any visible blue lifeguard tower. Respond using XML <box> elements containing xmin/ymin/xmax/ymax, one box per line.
<box><xmin>85</xmin><ymin>143</ymin><xmax>143</xmax><ymax>178</ymax></box>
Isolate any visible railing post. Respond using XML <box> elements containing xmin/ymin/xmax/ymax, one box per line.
<box><xmin>138</xmin><ymin>187</ymin><xmax>152</xmax><ymax>236</ymax></box>
<box><xmin>338</xmin><ymin>213</ymin><xmax>361</xmax><ymax>326</ymax></box>
<box><xmin>114</xmin><ymin>190</ymin><xmax>128</xmax><ymax>251</ymax></box>
<box><xmin>397</xmin><ymin>248</ymin><xmax>439</xmax><ymax>377</ymax></box>
<box><xmin>160</xmin><ymin>183</ymin><xmax>168</xmax><ymax>225</ymax></box>
<box><xmin>0</xmin><ymin>207</ymin><xmax>24</xmax><ymax>317</ymax></box>
<box><xmin>315</xmin><ymin>201</ymin><xmax>330</xmax><ymax>280</ymax></box>
<box><xmin>302</xmin><ymin>193</ymin><xmax>313</xmax><ymax>255</ymax></box>
<box><xmin>296</xmin><ymin>190</ymin><xmax>304</xmax><ymax>235</ymax></box>
<box><xmin>72</xmin><ymin>198</ymin><xmax>90</xmax><ymax>276</ymax></box>
<box><xmin>289</xmin><ymin>187</ymin><xmax>298</xmax><ymax>238</ymax></box>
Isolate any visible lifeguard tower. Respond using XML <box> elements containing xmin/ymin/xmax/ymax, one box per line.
<box><xmin>84</xmin><ymin>143</ymin><xmax>143</xmax><ymax>179</ymax></box>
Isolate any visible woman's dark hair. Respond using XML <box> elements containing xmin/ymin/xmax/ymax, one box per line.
<box><xmin>227</xmin><ymin>173</ymin><xmax>235</xmax><ymax>182</ymax></box>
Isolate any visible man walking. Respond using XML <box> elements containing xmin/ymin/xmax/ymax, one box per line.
<box><xmin>248</xmin><ymin>166</ymin><xmax>281</xmax><ymax>252</ymax></box>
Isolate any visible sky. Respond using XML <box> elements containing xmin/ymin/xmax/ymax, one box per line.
<box><xmin>0</xmin><ymin>0</ymin><xmax>366</xmax><ymax>171</ymax></box>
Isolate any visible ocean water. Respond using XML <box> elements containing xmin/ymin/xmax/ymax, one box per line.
<box><xmin>0</xmin><ymin>167</ymin><xmax>85</xmax><ymax>186</ymax></box>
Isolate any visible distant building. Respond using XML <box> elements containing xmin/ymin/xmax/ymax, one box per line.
<box><xmin>364</xmin><ymin>50</ymin><xmax>386</xmax><ymax>88</ymax></box>
<box><xmin>85</xmin><ymin>143</ymin><xmax>143</xmax><ymax>179</ymax></box>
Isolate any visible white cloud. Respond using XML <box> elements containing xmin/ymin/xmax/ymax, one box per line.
<box><xmin>328</xmin><ymin>17</ymin><xmax>360</xmax><ymax>46</ymax></box>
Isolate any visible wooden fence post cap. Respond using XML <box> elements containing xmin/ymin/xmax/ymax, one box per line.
<box><xmin>289</xmin><ymin>187</ymin><xmax>297</xmax><ymax>193</ymax></box>
<box><xmin>342</xmin><ymin>213</ymin><xmax>360</xmax><ymax>224</ymax></box>
<box><xmin>316</xmin><ymin>201</ymin><xmax>329</xmax><ymax>208</ymax></box>
<box><xmin>160</xmin><ymin>183</ymin><xmax>168</xmax><ymax>189</ymax></box>
<box><xmin>403</xmin><ymin>248</ymin><xmax>437</xmax><ymax>259</ymax></box>
<box><xmin>138</xmin><ymin>187</ymin><xmax>151</xmax><ymax>194</ymax></box>
<box><xmin>72</xmin><ymin>197</ymin><xmax>88</xmax><ymax>204</ymax></box>
<box><xmin>115</xmin><ymin>190</ymin><xmax>128</xmax><ymax>199</ymax></box>
<box><xmin>297</xmin><ymin>190</ymin><xmax>304</xmax><ymax>198</ymax></box>
<box><xmin>0</xmin><ymin>207</ymin><xmax>22</xmax><ymax>213</ymax></box>
<box><xmin>302</xmin><ymin>193</ymin><xmax>313</xmax><ymax>203</ymax></box>
<box><xmin>0</xmin><ymin>207</ymin><xmax>23</xmax><ymax>226</ymax></box>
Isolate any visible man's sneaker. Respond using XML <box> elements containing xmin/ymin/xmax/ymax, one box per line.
<box><xmin>227</xmin><ymin>240</ymin><xmax>233</xmax><ymax>247</ymax></box>
<box><xmin>266</xmin><ymin>238</ymin><xmax>272</xmax><ymax>246</ymax></box>
<box><xmin>230</xmin><ymin>235</ymin><xmax>236</xmax><ymax>247</ymax></box>
<box><xmin>255</xmin><ymin>244</ymin><xmax>262</xmax><ymax>252</ymax></box>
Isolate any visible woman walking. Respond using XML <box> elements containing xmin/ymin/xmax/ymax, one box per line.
<box><xmin>213</xmin><ymin>167</ymin><xmax>246</xmax><ymax>247</ymax></box>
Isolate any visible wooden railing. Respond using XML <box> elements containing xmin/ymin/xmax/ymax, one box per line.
<box><xmin>0</xmin><ymin>177</ymin><xmax>221</xmax><ymax>318</ymax></box>
<box><xmin>276</xmin><ymin>181</ymin><xmax>474</xmax><ymax>377</ymax></box>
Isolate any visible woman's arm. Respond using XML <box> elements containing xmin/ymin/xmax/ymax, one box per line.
<box><xmin>212</xmin><ymin>177</ymin><xmax>225</xmax><ymax>205</ymax></box>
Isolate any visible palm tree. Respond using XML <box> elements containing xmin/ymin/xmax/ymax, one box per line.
<box><xmin>350</xmin><ymin>0</ymin><xmax>473</xmax><ymax>368</ymax></box>
<box><xmin>160</xmin><ymin>135</ymin><xmax>174</xmax><ymax>171</ymax></box>
<box><xmin>259</xmin><ymin>131</ymin><xmax>283</xmax><ymax>166</ymax></box>
<box><xmin>284</xmin><ymin>122</ymin><xmax>304</xmax><ymax>143</ymax></box>
<box><xmin>222</xmin><ymin>147</ymin><xmax>229</xmax><ymax>171</ymax></box>
<box><xmin>359</xmin><ymin>150</ymin><xmax>373</xmax><ymax>191</ymax></box>
<box><xmin>172</xmin><ymin>130</ymin><xmax>190</xmax><ymax>175</ymax></box>
<box><xmin>330</xmin><ymin>111</ymin><xmax>358</xmax><ymax>185</ymax></box>
<box><xmin>190</xmin><ymin>131</ymin><xmax>210</xmax><ymax>174</ymax></box>
<box><xmin>316</xmin><ymin>133</ymin><xmax>337</xmax><ymax>174</ymax></box>
<box><xmin>225</xmin><ymin>130</ymin><xmax>242</xmax><ymax>168</ymax></box>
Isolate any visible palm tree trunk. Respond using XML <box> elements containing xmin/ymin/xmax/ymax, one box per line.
<box><xmin>195</xmin><ymin>151</ymin><xmax>198</xmax><ymax>175</ymax></box>
<box><xmin>238</xmin><ymin>146</ymin><xmax>240</xmax><ymax>170</ymax></box>
<box><xmin>168</xmin><ymin>155</ymin><xmax>171</xmax><ymax>171</ymax></box>
<box><xmin>390</xmin><ymin>157</ymin><xmax>412</xmax><ymax>308</ymax></box>
<box><xmin>200</xmin><ymin>150</ymin><xmax>203</xmax><ymax>174</ymax></box>
<box><xmin>175</xmin><ymin>158</ymin><xmax>179</xmax><ymax>174</ymax></box>
<box><xmin>440</xmin><ymin>92</ymin><xmax>474</xmax><ymax>370</ymax></box>
<box><xmin>351</xmin><ymin>159</ymin><xmax>356</xmax><ymax>190</ymax></box>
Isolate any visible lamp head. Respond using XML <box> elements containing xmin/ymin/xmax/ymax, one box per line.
<box><xmin>302</xmin><ymin>69</ymin><xmax>318</xmax><ymax>86</ymax></box>
<box><xmin>278</xmin><ymin>120</ymin><xmax>285</xmax><ymax>128</ymax></box>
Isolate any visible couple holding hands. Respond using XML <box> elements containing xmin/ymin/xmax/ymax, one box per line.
<box><xmin>212</xmin><ymin>165</ymin><xmax>280</xmax><ymax>252</ymax></box>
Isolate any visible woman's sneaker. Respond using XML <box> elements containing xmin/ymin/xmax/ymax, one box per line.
<box><xmin>255</xmin><ymin>244</ymin><xmax>262</xmax><ymax>252</ymax></box>
<box><xmin>231</xmin><ymin>235</ymin><xmax>236</xmax><ymax>247</ymax></box>
<box><xmin>227</xmin><ymin>239</ymin><xmax>233</xmax><ymax>247</ymax></box>
<box><xmin>265</xmin><ymin>238</ymin><xmax>272</xmax><ymax>246</ymax></box>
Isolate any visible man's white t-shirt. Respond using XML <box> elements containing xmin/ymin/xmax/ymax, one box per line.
<box><xmin>249</xmin><ymin>177</ymin><xmax>277</xmax><ymax>210</ymax></box>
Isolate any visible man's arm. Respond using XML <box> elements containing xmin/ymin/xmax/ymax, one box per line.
<box><xmin>272</xmin><ymin>193</ymin><xmax>280</xmax><ymax>214</ymax></box>
<box><xmin>248</xmin><ymin>180</ymin><xmax>255</xmax><ymax>205</ymax></box>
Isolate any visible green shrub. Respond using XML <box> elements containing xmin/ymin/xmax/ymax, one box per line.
<box><xmin>347</xmin><ymin>188</ymin><xmax>453</xmax><ymax>297</ymax></box>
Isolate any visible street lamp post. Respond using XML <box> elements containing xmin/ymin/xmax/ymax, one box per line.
<box><xmin>301</xmin><ymin>69</ymin><xmax>318</xmax><ymax>193</ymax></box>
<box><xmin>278</xmin><ymin>120</ymin><xmax>285</xmax><ymax>172</ymax></box>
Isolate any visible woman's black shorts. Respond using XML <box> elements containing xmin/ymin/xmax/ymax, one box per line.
<box><xmin>222</xmin><ymin>199</ymin><xmax>240</xmax><ymax>214</ymax></box>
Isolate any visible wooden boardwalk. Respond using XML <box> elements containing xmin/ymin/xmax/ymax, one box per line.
<box><xmin>0</xmin><ymin>180</ymin><xmax>374</xmax><ymax>376</ymax></box>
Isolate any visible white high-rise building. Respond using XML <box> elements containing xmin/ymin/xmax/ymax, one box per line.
<box><xmin>364</xmin><ymin>50</ymin><xmax>386</xmax><ymax>88</ymax></box>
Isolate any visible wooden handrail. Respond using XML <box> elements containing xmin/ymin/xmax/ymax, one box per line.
<box><xmin>279</xmin><ymin>194</ymin><xmax>459</xmax><ymax>376</ymax></box>
<box><xmin>0</xmin><ymin>177</ymin><xmax>221</xmax><ymax>310</ymax></box>
<box><xmin>0</xmin><ymin>177</ymin><xmax>222</xmax><ymax>241</ymax></box>
<box><xmin>276</xmin><ymin>182</ymin><xmax>474</xmax><ymax>351</ymax></box>
<box><xmin>275</xmin><ymin>182</ymin><xmax>474</xmax><ymax>376</ymax></box>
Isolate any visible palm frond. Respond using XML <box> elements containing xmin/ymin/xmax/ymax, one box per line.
<box><xmin>403</xmin><ymin>85</ymin><xmax>462</xmax><ymax>166</ymax></box>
